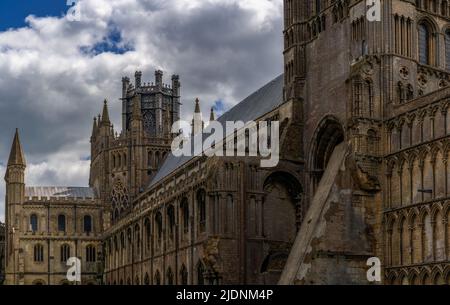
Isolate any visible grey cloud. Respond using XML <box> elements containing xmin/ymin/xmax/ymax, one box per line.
<box><xmin>0</xmin><ymin>0</ymin><xmax>283</xmax><ymax>221</ymax></box>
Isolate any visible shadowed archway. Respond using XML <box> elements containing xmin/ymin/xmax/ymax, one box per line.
<box><xmin>309</xmin><ymin>116</ymin><xmax>345</xmax><ymax>194</ymax></box>
<box><xmin>260</xmin><ymin>171</ymin><xmax>303</xmax><ymax>284</ymax></box>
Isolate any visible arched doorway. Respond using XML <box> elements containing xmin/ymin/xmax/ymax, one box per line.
<box><xmin>309</xmin><ymin>116</ymin><xmax>345</xmax><ymax>194</ymax></box>
<box><xmin>261</xmin><ymin>171</ymin><xmax>302</xmax><ymax>284</ymax></box>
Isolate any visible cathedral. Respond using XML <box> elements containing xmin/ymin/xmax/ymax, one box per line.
<box><xmin>2</xmin><ymin>0</ymin><xmax>450</xmax><ymax>285</ymax></box>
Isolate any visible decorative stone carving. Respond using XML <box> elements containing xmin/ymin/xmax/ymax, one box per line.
<box><xmin>399</xmin><ymin>66</ymin><xmax>409</xmax><ymax>80</ymax></box>
<box><xmin>418</xmin><ymin>74</ymin><xmax>428</xmax><ymax>88</ymax></box>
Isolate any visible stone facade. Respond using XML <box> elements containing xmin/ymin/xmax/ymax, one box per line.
<box><xmin>4</xmin><ymin>0</ymin><xmax>450</xmax><ymax>285</ymax></box>
<box><xmin>280</xmin><ymin>0</ymin><xmax>449</xmax><ymax>285</ymax></box>
<box><xmin>99</xmin><ymin>74</ymin><xmax>304</xmax><ymax>285</ymax></box>
<box><xmin>0</xmin><ymin>222</ymin><xmax>5</xmax><ymax>284</ymax></box>
<box><xmin>3</xmin><ymin>131</ymin><xmax>105</xmax><ymax>285</ymax></box>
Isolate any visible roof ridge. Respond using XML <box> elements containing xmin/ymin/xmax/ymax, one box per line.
<box><xmin>148</xmin><ymin>74</ymin><xmax>284</xmax><ymax>188</ymax></box>
<box><xmin>216</xmin><ymin>74</ymin><xmax>283</xmax><ymax>121</ymax></box>
<box><xmin>25</xmin><ymin>186</ymin><xmax>92</xmax><ymax>188</ymax></box>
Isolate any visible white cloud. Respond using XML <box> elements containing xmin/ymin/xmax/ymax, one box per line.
<box><xmin>0</xmin><ymin>0</ymin><xmax>283</xmax><ymax>222</ymax></box>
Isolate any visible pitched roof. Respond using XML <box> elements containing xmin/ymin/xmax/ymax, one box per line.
<box><xmin>149</xmin><ymin>74</ymin><xmax>284</xmax><ymax>187</ymax></box>
<box><xmin>25</xmin><ymin>187</ymin><xmax>95</xmax><ymax>199</ymax></box>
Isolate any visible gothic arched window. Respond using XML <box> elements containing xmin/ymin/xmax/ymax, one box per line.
<box><xmin>111</xmin><ymin>181</ymin><xmax>129</xmax><ymax>219</ymax></box>
<box><xmin>197</xmin><ymin>189</ymin><xmax>206</xmax><ymax>233</ymax></box>
<box><xmin>353</xmin><ymin>79</ymin><xmax>363</xmax><ymax>116</ymax></box>
<box><xmin>83</xmin><ymin>215</ymin><xmax>92</xmax><ymax>233</ymax></box>
<box><xmin>155</xmin><ymin>212</ymin><xmax>163</xmax><ymax>244</ymax></box>
<box><xmin>120</xmin><ymin>232</ymin><xmax>125</xmax><ymax>251</ymax></box>
<box><xmin>34</xmin><ymin>244</ymin><xmax>44</xmax><ymax>262</ymax></box>
<box><xmin>442</xmin><ymin>0</ymin><xmax>449</xmax><ymax>16</ymax></box>
<box><xmin>143</xmin><ymin>111</ymin><xmax>156</xmax><ymax>136</ymax></box>
<box><xmin>30</xmin><ymin>214</ymin><xmax>38</xmax><ymax>232</ymax></box>
<box><xmin>127</xmin><ymin>228</ymin><xmax>132</xmax><ymax>263</ymax></box>
<box><xmin>58</xmin><ymin>214</ymin><xmax>66</xmax><ymax>232</ymax></box>
<box><xmin>144</xmin><ymin>218</ymin><xmax>151</xmax><ymax>252</ymax></box>
<box><xmin>167</xmin><ymin>205</ymin><xmax>175</xmax><ymax>240</ymax></box>
<box><xmin>167</xmin><ymin>267</ymin><xmax>174</xmax><ymax>285</ymax></box>
<box><xmin>433</xmin><ymin>0</ymin><xmax>438</xmax><ymax>12</ymax></box>
<box><xmin>365</xmin><ymin>80</ymin><xmax>374</xmax><ymax>118</ymax></box>
<box><xmin>154</xmin><ymin>270</ymin><xmax>161</xmax><ymax>285</ymax></box>
<box><xmin>418</xmin><ymin>22</ymin><xmax>431</xmax><ymax>65</ymax></box>
<box><xmin>181</xmin><ymin>198</ymin><xmax>189</xmax><ymax>234</ymax></box>
<box><xmin>445</xmin><ymin>30</ymin><xmax>450</xmax><ymax>70</ymax></box>
<box><xmin>180</xmin><ymin>265</ymin><xmax>188</xmax><ymax>285</ymax></box>
<box><xmin>60</xmin><ymin>244</ymin><xmax>70</xmax><ymax>262</ymax></box>
<box><xmin>197</xmin><ymin>261</ymin><xmax>205</xmax><ymax>285</ymax></box>
<box><xmin>134</xmin><ymin>224</ymin><xmax>140</xmax><ymax>255</ymax></box>
<box><xmin>86</xmin><ymin>245</ymin><xmax>96</xmax><ymax>262</ymax></box>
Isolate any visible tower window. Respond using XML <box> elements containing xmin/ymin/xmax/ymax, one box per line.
<box><xmin>418</xmin><ymin>22</ymin><xmax>431</xmax><ymax>65</ymax></box>
<box><xmin>84</xmin><ymin>215</ymin><xmax>92</xmax><ymax>233</ymax></box>
<box><xmin>30</xmin><ymin>214</ymin><xmax>38</xmax><ymax>232</ymax></box>
<box><xmin>445</xmin><ymin>30</ymin><xmax>450</xmax><ymax>70</ymax></box>
<box><xmin>60</xmin><ymin>244</ymin><xmax>70</xmax><ymax>262</ymax></box>
<box><xmin>58</xmin><ymin>214</ymin><xmax>66</xmax><ymax>232</ymax></box>
<box><xmin>34</xmin><ymin>244</ymin><xmax>44</xmax><ymax>262</ymax></box>
<box><xmin>86</xmin><ymin>245</ymin><xmax>96</xmax><ymax>262</ymax></box>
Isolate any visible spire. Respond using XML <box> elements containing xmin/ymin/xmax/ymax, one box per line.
<box><xmin>210</xmin><ymin>107</ymin><xmax>215</xmax><ymax>121</ymax></box>
<box><xmin>131</xmin><ymin>95</ymin><xmax>142</xmax><ymax>121</ymax></box>
<box><xmin>101</xmin><ymin>99</ymin><xmax>110</xmax><ymax>125</ymax></box>
<box><xmin>91</xmin><ymin>117</ymin><xmax>97</xmax><ymax>137</ymax></box>
<box><xmin>194</xmin><ymin>98</ymin><xmax>201</xmax><ymax>113</ymax></box>
<box><xmin>192</xmin><ymin>98</ymin><xmax>204</xmax><ymax>135</ymax></box>
<box><xmin>7</xmin><ymin>129</ymin><xmax>26</xmax><ymax>167</ymax></box>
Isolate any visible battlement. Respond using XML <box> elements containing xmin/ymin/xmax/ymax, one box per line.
<box><xmin>123</xmin><ymin>69</ymin><xmax>180</xmax><ymax>97</ymax></box>
<box><xmin>24</xmin><ymin>196</ymin><xmax>98</xmax><ymax>205</ymax></box>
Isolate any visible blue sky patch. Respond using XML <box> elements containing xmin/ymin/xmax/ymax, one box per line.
<box><xmin>0</xmin><ymin>0</ymin><xmax>69</xmax><ymax>31</ymax></box>
<box><xmin>80</xmin><ymin>155</ymin><xmax>91</xmax><ymax>161</ymax></box>
<box><xmin>213</xmin><ymin>100</ymin><xmax>226</xmax><ymax>117</ymax></box>
<box><xmin>80</xmin><ymin>27</ymin><xmax>134</xmax><ymax>56</ymax></box>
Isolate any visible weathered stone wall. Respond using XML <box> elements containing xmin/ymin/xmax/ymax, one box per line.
<box><xmin>14</xmin><ymin>199</ymin><xmax>103</xmax><ymax>285</ymax></box>
<box><xmin>0</xmin><ymin>222</ymin><xmax>5</xmax><ymax>284</ymax></box>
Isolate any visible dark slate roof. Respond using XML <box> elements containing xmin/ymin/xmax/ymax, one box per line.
<box><xmin>149</xmin><ymin>74</ymin><xmax>284</xmax><ymax>187</ymax></box>
<box><xmin>25</xmin><ymin>187</ymin><xmax>95</xmax><ymax>199</ymax></box>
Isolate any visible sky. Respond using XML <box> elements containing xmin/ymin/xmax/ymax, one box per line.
<box><xmin>0</xmin><ymin>0</ymin><xmax>284</xmax><ymax>222</ymax></box>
